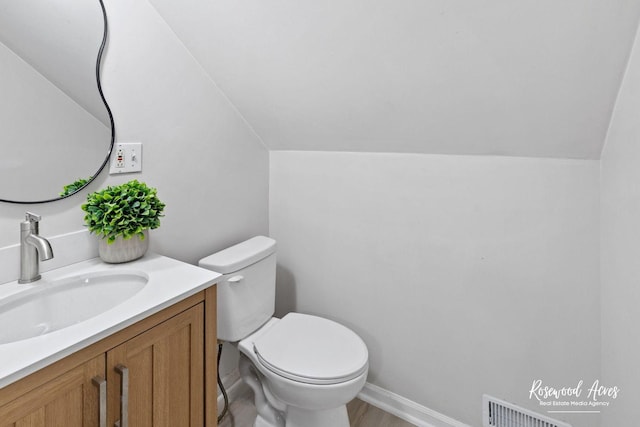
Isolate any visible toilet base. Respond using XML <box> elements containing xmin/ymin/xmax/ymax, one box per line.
<box><xmin>285</xmin><ymin>405</ymin><xmax>350</xmax><ymax>427</ymax></box>
<box><xmin>239</xmin><ymin>353</ymin><xmax>353</xmax><ymax>427</ymax></box>
<box><xmin>254</xmin><ymin>414</ymin><xmax>282</xmax><ymax>427</ymax></box>
<box><xmin>253</xmin><ymin>406</ymin><xmax>349</xmax><ymax>427</ymax></box>
<box><xmin>240</xmin><ymin>354</ymin><xmax>286</xmax><ymax>427</ymax></box>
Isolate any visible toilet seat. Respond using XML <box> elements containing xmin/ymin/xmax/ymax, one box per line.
<box><xmin>252</xmin><ymin>313</ymin><xmax>368</xmax><ymax>385</ymax></box>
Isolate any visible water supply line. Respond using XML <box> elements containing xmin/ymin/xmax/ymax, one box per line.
<box><xmin>217</xmin><ymin>342</ymin><xmax>229</xmax><ymax>424</ymax></box>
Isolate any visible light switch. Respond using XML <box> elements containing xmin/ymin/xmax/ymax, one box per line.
<box><xmin>109</xmin><ymin>142</ymin><xmax>142</xmax><ymax>174</ymax></box>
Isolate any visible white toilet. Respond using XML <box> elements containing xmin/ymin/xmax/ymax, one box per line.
<box><xmin>199</xmin><ymin>236</ymin><xmax>369</xmax><ymax>427</ymax></box>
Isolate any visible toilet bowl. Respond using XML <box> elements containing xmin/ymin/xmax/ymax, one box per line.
<box><xmin>199</xmin><ymin>236</ymin><xmax>369</xmax><ymax>427</ymax></box>
<box><xmin>237</xmin><ymin>315</ymin><xmax>368</xmax><ymax>427</ymax></box>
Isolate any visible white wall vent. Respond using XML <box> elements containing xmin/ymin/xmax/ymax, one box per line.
<box><xmin>483</xmin><ymin>395</ymin><xmax>572</xmax><ymax>427</ymax></box>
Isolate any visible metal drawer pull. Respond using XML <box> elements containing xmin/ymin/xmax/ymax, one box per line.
<box><xmin>92</xmin><ymin>376</ymin><xmax>107</xmax><ymax>427</ymax></box>
<box><xmin>114</xmin><ymin>364</ymin><xmax>129</xmax><ymax>427</ymax></box>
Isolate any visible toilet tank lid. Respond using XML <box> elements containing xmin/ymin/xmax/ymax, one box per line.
<box><xmin>198</xmin><ymin>236</ymin><xmax>276</xmax><ymax>274</ymax></box>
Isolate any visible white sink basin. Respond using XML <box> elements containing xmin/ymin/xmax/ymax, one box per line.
<box><xmin>0</xmin><ymin>253</ymin><xmax>221</xmax><ymax>389</ymax></box>
<box><xmin>0</xmin><ymin>271</ymin><xmax>148</xmax><ymax>344</ymax></box>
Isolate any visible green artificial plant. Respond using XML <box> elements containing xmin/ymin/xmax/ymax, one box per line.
<box><xmin>82</xmin><ymin>180</ymin><xmax>165</xmax><ymax>244</ymax></box>
<box><xmin>60</xmin><ymin>177</ymin><xmax>91</xmax><ymax>197</ymax></box>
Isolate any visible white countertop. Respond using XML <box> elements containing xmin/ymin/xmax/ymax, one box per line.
<box><xmin>0</xmin><ymin>253</ymin><xmax>221</xmax><ymax>388</ymax></box>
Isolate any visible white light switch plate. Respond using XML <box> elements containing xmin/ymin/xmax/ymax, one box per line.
<box><xmin>109</xmin><ymin>142</ymin><xmax>142</xmax><ymax>174</ymax></box>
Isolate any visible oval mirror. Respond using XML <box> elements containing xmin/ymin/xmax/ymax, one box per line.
<box><xmin>0</xmin><ymin>0</ymin><xmax>114</xmax><ymax>204</ymax></box>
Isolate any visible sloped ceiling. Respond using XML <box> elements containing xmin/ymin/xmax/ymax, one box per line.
<box><xmin>150</xmin><ymin>0</ymin><xmax>640</xmax><ymax>159</ymax></box>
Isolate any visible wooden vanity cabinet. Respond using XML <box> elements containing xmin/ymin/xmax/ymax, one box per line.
<box><xmin>107</xmin><ymin>303</ymin><xmax>204</xmax><ymax>426</ymax></box>
<box><xmin>0</xmin><ymin>287</ymin><xmax>217</xmax><ymax>427</ymax></box>
<box><xmin>0</xmin><ymin>355</ymin><xmax>104</xmax><ymax>426</ymax></box>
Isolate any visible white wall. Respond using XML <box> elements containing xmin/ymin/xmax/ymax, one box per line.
<box><xmin>0</xmin><ymin>0</ymin><xmax>268</xmax><ymax>260</ymax></box>
<box><xmin>600</xmin><ymin>22</ymin><xmax>640</xmax><ymax>427</ymax></box>
<box><xmin>270</xmin><ymin>151</ymin><xmax>600</xmax><ymax>426</ymax></box>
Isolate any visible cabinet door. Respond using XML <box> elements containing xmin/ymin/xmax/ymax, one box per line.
<box><xmin>107</xmin><ymin>303</ymin><xmax>204</xmax><ymax>427</ymax></box>
<box><xmin>0</xmin><ymin>355</ymin><xmax>105</xmax><ymax>427</ymax></box>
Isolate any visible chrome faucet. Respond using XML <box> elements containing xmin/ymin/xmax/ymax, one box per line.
<box><xmin>19</xmin><ymin>212</ymin><xmax>54</xmax><ymax>284</ymax></box>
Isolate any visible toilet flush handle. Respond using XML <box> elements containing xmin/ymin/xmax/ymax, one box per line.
<box><xmin>228</xmin><ymin>275</ymin><xmax>244</xmax><ymax>284</ymax></box>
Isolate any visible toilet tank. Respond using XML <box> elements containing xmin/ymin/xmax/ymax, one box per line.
<box><xmin>198</xmin><ymin>236</ymin><xmax>277</xmax><ymax>342</ymax></box>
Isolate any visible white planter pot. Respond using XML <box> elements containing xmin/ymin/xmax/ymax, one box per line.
<box><xmin>98</xmin><ymin>230</ymin><xmax>149</xmax><ymax>263</ymax></box>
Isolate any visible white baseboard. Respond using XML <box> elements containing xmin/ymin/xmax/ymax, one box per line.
<box><xmin>357</xmin><ymin>382</ymin><xmax>471</xmax><ymax>427</ymax></box>
<box><xmin>217</xmin><ymin>374</ymin><xmax>469</xmax><ymax>427</ymax></box>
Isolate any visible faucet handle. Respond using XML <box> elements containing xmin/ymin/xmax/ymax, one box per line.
<box><xmin>25</xmin><ymin>212</ymin><xmax>42</xmax><ymax>223</ymax></box>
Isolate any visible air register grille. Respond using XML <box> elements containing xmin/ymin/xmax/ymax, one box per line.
<box><xmin>483</xmin><ymin>395</ymin><xmax>572</xmax><ymax>427</ymax></box>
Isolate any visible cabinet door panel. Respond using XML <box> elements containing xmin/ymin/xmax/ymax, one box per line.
<box><xmin>0</xmin><ymin>355</ymin><xmax>104</xmax><ymax>427</ymax></box>
<box><xmin>107</xmin><ymin>303</ymin><xmax>204</xmax><ymax>427</ymax></box>
<box><xmin>127</xmin><ymin>346</ymin><xmax>153</xmax><ymax>426</ymax></box>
